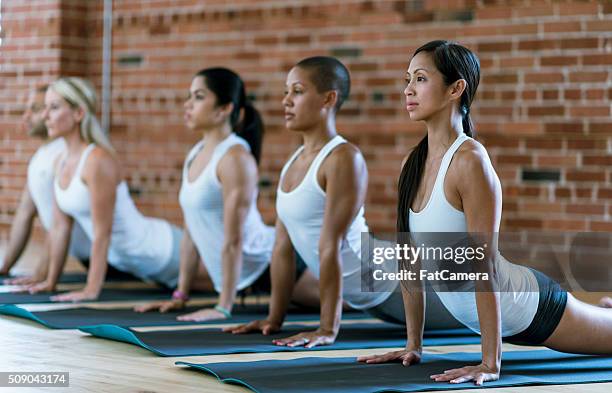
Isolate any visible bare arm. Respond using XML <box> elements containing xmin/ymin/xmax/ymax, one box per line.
<box><xmin>273</xmin><ymin>143</ymin><xmax>368</xmax><ymax>348</ymax></box>
<box><xmin>51</xmin><ymin>148</ymin><xmax>119</xmax><ymax>302</ymax></box>
<box><xmin>1</xmin><ymin>186</ymin><xmax>38</xmax><ymax>274</ymax></box>
<box><xmin>216</xmin><ymin>147</ymin><xmax>258</xmax><ymax>312</ymax></box>
<box><xmin>267</xmin><ymin>218</ymin><xmax>297</xmax><ymax>325</ymax></box>
<box><xmin>461</xmin><ymin>146</ymin><xmax>502</xmax><ymax>373</ymax></box>
<box><xmin>318</xmin><ymin>144</ymin><xmax>367</xmax><ymax>336</ymax></box>
<box><xmin>176</xmin><ymin>228</ymin><xmax>200</xmax><ymax>296</ymax></box>
<box><xmin>431</xmin><ymin>143</ymin><xmax>503</xmax><ymax>385</ymax></box>
<box><xmin>225</xmin><ymin>216</ymin><xmax>296</xmax><ymax>335</ymax></box>
<box><xmin>28</xmin><ymin>196</ymin><xmax>73</xmax><ymax>293</ymax></box>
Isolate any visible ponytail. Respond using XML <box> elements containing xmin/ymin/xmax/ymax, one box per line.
<box><xmin>196</xmin><ymin>67</ymin><xmax>264</xmax><ymax>165</ymax></box>
<box><xmin>397</xmin><ymin>136</ymin><xmax>428</xmax><ymax>233</ymax></box>
<box><xmin>235</xmin><ymin>102</ymin><xmax>263</xmax><ymax>164</ymax></box>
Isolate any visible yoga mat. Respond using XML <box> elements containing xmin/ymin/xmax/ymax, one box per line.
<box><xmin>0</xmin><ymin>287</ymin><xmax>181</xmax><ymax>304</ymax></box>
<box><xmin>177</xmin><ymin>350</ymin><xmax>612</xmax><ymax>393</ymax></box>
<box><xmin>79</xmin><ymin>324</ymin><xmax>480</xmax><ymax>356</ymax></box>
<box><xmin>1</xmin><ymin>272</ymin><xmax>139</xmax><ymax>285</ymax></box>
<box><xmin>0</xmin><ymin>304</ymin><xmax>368</xmax><ymax>329</ymax></box>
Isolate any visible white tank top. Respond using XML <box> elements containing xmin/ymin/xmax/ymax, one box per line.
<box><xmin>54</xmin><ymin>144</ymin><xmax>176</xmax><ymax>286</ymax></box>
<box><xmin>276</xmin><ymin>135</ymin><xmax>396</xmax><ymax>310</ymax></box>
<box><xmin>27</xmin><ymin>138</ymin><xmax>90</xmax><ymax>260</ymax></box>
<box><xmin>179</xmin><ymin>134</ymin><xmax>273</xmax><ymax>293</ymax></box>
<box><xmin>409</xmin><ymin>133</ymin><xmax>539</xmax><ymax>336</ymax></box>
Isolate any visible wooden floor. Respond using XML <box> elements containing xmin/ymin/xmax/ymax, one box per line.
<box><xmin>1</xmin><ymin>240</ymin><xmax>611</xmax><ymax>393</ymax></box>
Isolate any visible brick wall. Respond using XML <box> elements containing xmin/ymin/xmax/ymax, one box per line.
<box><xmin>1</xmin><ymin>0</ymin><xmax>610</xmax><ymax>237</ymax></box>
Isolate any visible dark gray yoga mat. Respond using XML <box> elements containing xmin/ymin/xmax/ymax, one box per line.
<box><xmin>78</xmin><ymin>323</ymin><xmax>480</xmax><ymax>356</ymax></box>
<box><xmin>177</xmin><ymin>350</ymin><xmax>612</xmax><ymax>393</ymax></box>
<box><xmin>1</xmin><ymin>272</ymin><xmax>138</xmax><ymax>285</ymax></box>
<box><xmin>0</xmin><ymin>304</ymin><xmax>368</xmax><ymax>329</ymax></box>
<box><xmin>0</xmin><ymin>287</ymin><xmax>182</xmax><ymax>304</ymax></box>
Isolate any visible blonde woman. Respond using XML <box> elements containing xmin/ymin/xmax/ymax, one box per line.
<box><xmin>28</xmin><ymin>78</ymin><xmax>196</xmax><ymax>302</ymax></box>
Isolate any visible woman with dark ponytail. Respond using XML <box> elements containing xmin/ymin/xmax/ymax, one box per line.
<box><xmin>360</xmin><ymin>41</ymin><xmax>612</xmax><ymax>384</ymax></box>
<box><xmin>136</xmin><ymin>68</ymin><xmax>318</xmax><ymax>321</ymax></box>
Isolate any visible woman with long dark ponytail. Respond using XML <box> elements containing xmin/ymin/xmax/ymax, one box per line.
<box><xmin>136</xmin><ymin>68</ymin><xmax>318</xmax><ymax>321</ymax></box>
<box><xmin>360</xmin><ymin>41</ymin><xmax>612</xmax><ymax>384</ymax></box>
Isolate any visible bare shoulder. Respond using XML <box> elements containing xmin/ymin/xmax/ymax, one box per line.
<box><xmin>83</xmin><ymin>146</ymin><xmax>120</xmax><ymax>181</ymax></box>
<box><xmin>452</xmin><ymin>138</ymin><xmax>500</xmax><ymax>191</ymax></box>
<box><xmin>453</xmin><ymin>138</ymin><xmax>492</xmax><ymax>172</ymax></box>
<box><xmin>218</xmin><ymin>144</ymin><xmax>257</xmax><ymax>180</ymax></box>
<box><xmin>326</xmin><ymin>141</ymin><xmax>365</xmax><ymax>168</ymax></box>
<box><xmin>219</xmin><ymin>144</ymin><xmax>256</xmax><ymax>169</ymax></box>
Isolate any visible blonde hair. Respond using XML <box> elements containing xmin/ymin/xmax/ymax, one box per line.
<box><xmin>49</xmin><ymin>77</ymin><xmax>114</xmax><ymax>153</ymax></box>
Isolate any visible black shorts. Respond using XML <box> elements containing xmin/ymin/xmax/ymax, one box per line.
<box><xmin>240</xmin><ymin>251</ymin><xmax>308</xmax><ymax>295</ymax></box>
<box><xmin>504</xmin><ymin>268</ymin><xmax>568</xmax><ymax>346</ymax></box>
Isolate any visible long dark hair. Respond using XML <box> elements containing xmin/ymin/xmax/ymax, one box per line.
<box><xmin>195</xmin><ymin>67</ymin><xmax>263</xmax><ymax>164</ymax></box>
<box><xmin>397</xmin><ymin>40</ymin><xmax>480</xmax><ymax>233</ymax></box>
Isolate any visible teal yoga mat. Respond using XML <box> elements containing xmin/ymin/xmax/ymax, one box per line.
<box><xmin>78</xmin><ymin>323</ymin><xmax>480</xmax><ymax>356</ymax></box>
<box><xmin>0</xmin><ymin>304</ymin><xmax>369</xmax><ymax>329</ymax></box>
<box><xmin>177</xmin><ymin>350</ymin><xmax>612</xmax><ymax>393</ymax></box>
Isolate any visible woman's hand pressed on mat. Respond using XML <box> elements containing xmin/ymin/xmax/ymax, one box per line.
<box><xmin>134</xmin><ymin>299</ymin><xmax>186</xmax><ymax>313</ymax></box>
<box><xmin>50</xmin><ymin>287</ymin><xmax>100</xmax><ymax>302</ymax></box>
<box><xmin>223</xmin><ymin>319</ymin><xmax>281</xmax><ymax>335</ymax></box>
<box><xmin>357</xmin><ymin>348</ymin><xmax>422</xmax><ymax>366</ymax></box>
<box><xmin>430</xmin><ymin>363</ymin><xmax>499</xmax><ymax>385</ymax></box>
<box><xmin>4</xmin><ymin>274</ymin><xmax>46</xmax><ymax>286</ymax></box>
<box><xmin>272</xmin><ymin>328</ymin><xmax>337</xmax><ymax>348</ymax></box>
<box><xmin>25</xmin><ymin>280</ymin><xmax>56</xmax><ymax>294</ymax></box>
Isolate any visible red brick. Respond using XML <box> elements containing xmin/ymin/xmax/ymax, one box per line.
<box><xmin>590</xmin><ymin>221</ymin><xmax>612</xmax><ymax>232</ymax></box>
<box><xmin>566</xmin><ymin>170</ymin><xmax>606</xmax><ymax>182</ymax></box>
<box><xmin>560</xmin><ymin>38</ymin><xmax>600</xmax><ymax>50</ymax></box>
<box><xmin>598</xmin><ymin>188</ymin><xmax>612</xmax><ymax>199</ymax></box>
<box><xmin>576</xmin><ymin>187</ymin><xmax>594</xmax><ymax>199</ymax></box>
<box><xmin>523</xmin><ymin>202</ymin><xmax>564</xmax><ymax>214</ymax></box>
<box><xmin>566</xmin><ymin>204</ymin><xmax>605</xmax><ymax>215</ymax></box>
<box><xmin>527</xmin><ymin>106</ymin><xmax>565</xmax><ymax>117</ymax></box>
<box><xmin>541</xmin><ymin>56</ymin><xmax>578</xmax><ymax>67</ymax></box>
<box><xmin>525</xmin><ymin>138</ymin><xmax>563</xmax><ymax>150</ymax></box>
<box><xmin>585</xmin><ymin>20</ymin><xmax>612</xmax><ymax>32</ymax></box>
<box><xmin>542</xmin><ymin>21</ymin><xmax>582</xmax><ymax>33</ymax></box>
<box><xmin>569</xmin><ymin>72</ymin><xmax>608</xmax><ymax>83</ymax></box>
<box><xmin>537</xmin><ymin>155</ymin><xmax>578</xmax><ymax>167</ymax></box>
<box><xmin>505</xmin><ymin>218</ymin><xmax>543</xmax><ymax>229</ymax></box>
<box><xmin>543</xmin><ymin>219</ymin><xmax>587</xmax><ymax>231</ymax></box>
<box><xmin>567</xmin><ymin>139</ymin><xmax>608</xmax><ymax>150</ymax></box>
<box><xmin>542</xmin><ymin>90</ymin><xmax>559</xmax><ymax>100</ymax></box>
<box><xmin>569</xmin><ymin>106</ymin><xmax>610</xmax><ymax>118</ymax></box>
<box><xmin>478</xmin><ymin>42</ymin><xmax>512</xmax><ymax>53</ymax></box>
<box><xmin>515</xmin><ymin>5</ymin><xmax>556</xmax><ymax>18</ymax></box>
<box><xmin>498</xmin><ymin>154</ymin><xmax>533</xmax><ymax>165</ymax></box>
<box><xmin>524</xmin><ymin>72</ymin><xmax>564</xmax><ymax>84</ymax></box>
<box><xmin>554</xmin><ymin>187</ymin><xmax>572</xmax><ymax>199</ymax></box>
<box><xmin>590</xmin><ymin>123</ymin><xmax>612</xmax><ymax>135</ymax></box>
<box><xmin>583</xmin><ymin>54</ymin><xmax>612</xmax><ymax>66</ymax></box>
<box><xmin>585</xmin><ymin>89</ymin><xmax>605</xmax><ymax>100</ymax></box>
<box><xmin>518</xmin><ymin>39</ymin><xmax>557</xmax><ymax>51</ymax></box>
<box><xmin>558</xmin><ymin>2</ymin><xmax>600</xmax><ymax>16</ymax></box>
<box><xmin>476</xmin><ymin>7</ymin><xmax>512</xmax><ymax>20</ymax></box>
<box><xmin>583</xmin><ymin>155</ymin><xmax>612</xmax><ymax>166</ymax></box>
